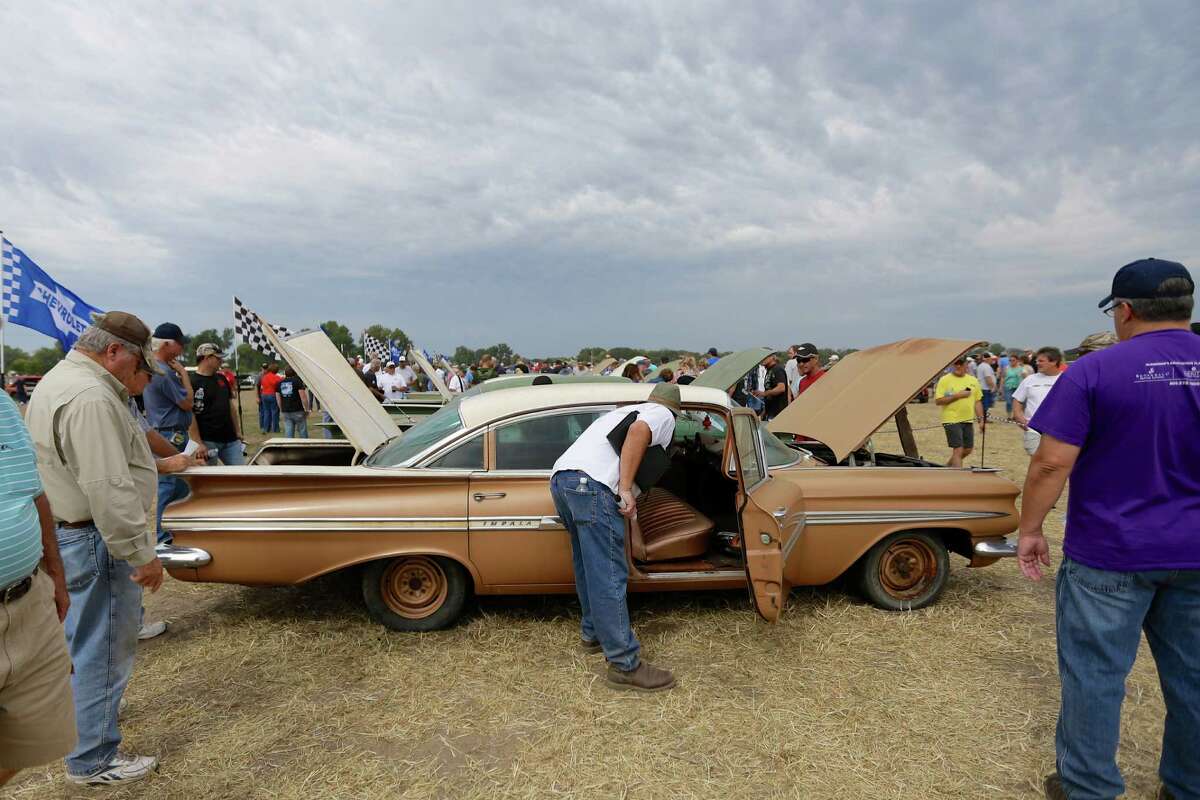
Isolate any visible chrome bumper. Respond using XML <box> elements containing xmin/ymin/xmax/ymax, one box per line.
<box><xmin>973</xmin><ymin>538</ymin><xmax>1017</xmax><ymax>558</ymax></box>
<box><xmin>155</xmin><ymin>543</ymin><xmax>212</xmax><ymax>569</ymax></box>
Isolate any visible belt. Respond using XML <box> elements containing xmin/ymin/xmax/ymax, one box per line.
<box><xmin>1</xmin><ymin>567</ymin><xmax>38</xmax><ymax>604</ymax></box>
<box><xmin>60</xmin><ymin>519</ymin><xmax>95</xmax><ymax>529</ymax></box>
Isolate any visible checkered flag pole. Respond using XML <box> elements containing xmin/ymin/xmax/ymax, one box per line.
<box><xmin>233</xmin><ymin>296</ymin><xmax>292</xmax><ymax>358</ymax></box>
<box><xmin>361</xmin><ymin>332</ymin><xmax>389</xmax><ymax>362</ymax></box>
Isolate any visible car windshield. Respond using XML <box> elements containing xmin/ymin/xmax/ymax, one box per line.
<box><xmin>367</xmin><ymin>399</ymin><xmax>466</xmax><ymax>467</ymax></box>
<box><xmin>674</xmin><ymin>410</ymin><xmax>800</xmax><ymax>469</ymax></box>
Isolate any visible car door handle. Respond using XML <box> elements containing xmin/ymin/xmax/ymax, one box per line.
<box><xmin>538</xmin><ymin>516</ymin><xmax>564</xmax><ymax>530</ymax></box>
<box><xmin>773</xmin><ymin>507</ymin><xmax>788</xmax><ymax>519</ymax></box>
<box><xmin>473</xmin><ymin>492</ymin><xmax>507</xmax><ymax>501</ymax></box>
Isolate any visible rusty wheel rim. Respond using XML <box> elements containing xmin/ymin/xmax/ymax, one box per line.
<box><xmin>381</xmin><ymin>557</ymin><xmax>448</xmax><ymax>619</ymax></box>
<box><xmin>878</xmin><ymin>538</ymin><xmax>938</xmax><ymax>601</ymax></box>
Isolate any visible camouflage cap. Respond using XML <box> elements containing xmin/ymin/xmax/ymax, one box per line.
<box><xmin>647</xmin><ymin>382</ymin><xmax>682</xmax><ymax>414</ymax></box>
<box><xmin>1077</xmin><ymin>331</ymin><xmax>1118</xmax><ymax>353</ymax></box>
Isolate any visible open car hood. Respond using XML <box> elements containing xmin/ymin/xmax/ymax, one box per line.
<box><xmin>407</xmin><ymin>347</ymin><xmax>452</xmax><ymax>400</ymax></box>
<box><xmin>260</xmin><ymin>318</ymin><xmax>401</xmax><ymax>455</ymax></box>
<box><xmin>692</xmin><ymin>347</ymin><xmax>774</xmax><ymax>391</ymax></box>
<box><xmin>768</xmin><ymin>338</ymin><xmax>982</xmax><ymax>463</ymax></box>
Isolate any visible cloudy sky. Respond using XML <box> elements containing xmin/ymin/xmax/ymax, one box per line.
<box><xmin>2</xmin><ymin>1</ymin><xmax>1196</xmax><ymax>357</ymax></box>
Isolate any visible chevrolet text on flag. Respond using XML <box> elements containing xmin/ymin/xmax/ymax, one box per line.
<box><xmin>2</xmin><ymin>236</ymin><xmax>104</xmax><ymax>351</ymax></box>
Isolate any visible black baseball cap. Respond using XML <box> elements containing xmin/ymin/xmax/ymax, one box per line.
<box><xmin>152</xmin><ymin>322</ymin><xmax>186</xmax><ymax>343</ymax></box>
<box><xmin>1099</xmin><ymin>258</ymin><xmax>1194</xmax><ymax>309</ymax></box>
<box><xmin>794</xmin><ymin>343</ymin><xmax>819</xmax><ymax>359</ymax></box>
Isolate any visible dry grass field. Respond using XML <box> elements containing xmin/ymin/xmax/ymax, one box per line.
<box><xmin>10</xmin><ymin>397</ymin><xmax>1171</xmax><ymax>799</ymax></box>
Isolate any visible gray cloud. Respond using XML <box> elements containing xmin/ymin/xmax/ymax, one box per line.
<box><xmin>1</xmin><ymin>1</ymin><xmax>1196</xmax><ymax>356</ymax></box>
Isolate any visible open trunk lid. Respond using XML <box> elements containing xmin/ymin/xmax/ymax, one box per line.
<box><xmin>768</xmin><ymin>338</ymin><xmax>982</xmax><ymax>462</ymax></box>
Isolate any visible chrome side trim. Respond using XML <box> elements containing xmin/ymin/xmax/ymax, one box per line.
<box><xmin>780</xmin><ymin>510</ymin><xmax>807</xmax><ymax>561</ymax></box>
<box><xmin>165</xmin><ymin>516</ymin><xmax>469</xmax><ymax>532</ymax></box>
<box><xmin>163</xmin><ymin>514</ymin><xmax>571</xmax><ymax>533</ymax></box>
<box><xmin>155</xmin><ymin>543</ymin><xmax>212</xmax><ymax>568</ymax></box>
<box><xmin>974</xmin><ymin>538</ymin><xmax>1018</xmax><ymax>557</ymax></box>
<box><xmin>805</xmin><ymin>510</ymin><xmax>1008</xmax><ymax>526</ymax></box>
<box><xmin>469</xmin><ymin>516</ymin><xmax>565</xmax><ymax>532</ymax></box>
<box><xmin>642</xmin><ymin>569</ymin><xmax>746</xmax><ymax>581</ymax></box>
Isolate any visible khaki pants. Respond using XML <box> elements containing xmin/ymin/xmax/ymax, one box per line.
<box><xmin>0</xmin><ymin>570</ymin><xmax>77</xmax><ymax>770</ymax></box>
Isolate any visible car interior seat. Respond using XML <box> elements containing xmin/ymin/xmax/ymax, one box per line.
<box><xmin>629</xmin><ymin>488</ymin><xmax>715</xmax><ymax>562</ymax></box>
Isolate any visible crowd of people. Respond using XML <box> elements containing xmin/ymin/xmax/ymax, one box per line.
<box><xmin>1</xmin><ymin>258</ymin><xmax>1196</xmax><ymax>798</ymax></box>
<box><xmin>932</xmin><ymin>332</ymin><xmax>1122</xmax><ymax>467</ymax></box>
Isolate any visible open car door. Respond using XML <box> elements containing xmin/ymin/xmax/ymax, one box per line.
<box><xmin>729</xmin><ymin>408</ymin><xmax>805</xmax><ymax>622</ymax></box>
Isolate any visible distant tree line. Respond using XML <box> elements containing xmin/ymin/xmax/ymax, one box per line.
<box><xmin>3</xmin><ymin>327</ymin><xmax>1017</xmax><ymax>377</ymax></box>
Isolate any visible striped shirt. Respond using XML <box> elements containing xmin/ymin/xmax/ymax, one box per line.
<box><xmin>0</xmin><ymin>392</ymin><xmax>43</xmax><ymax>588</ymax></box>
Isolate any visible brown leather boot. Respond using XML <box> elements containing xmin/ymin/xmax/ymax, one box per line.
<box><xmin>1158</xmin><ymin>785</ymin><xmax>1176</xmax><ymax>800</ymax></box>
<box><xmin>579</xmin><ymin>638</ymin><xmax>602</xmax><ymax>655</ymax></box>
<box><xmin>1042</xmin><ymin>774</ymin><xmax>1067</xmax><ymax>800</ymax></box>
<box><xmin>605</xmin><ymin>661</ymin><xmax>677</xmax><ymax>692</ymax></box>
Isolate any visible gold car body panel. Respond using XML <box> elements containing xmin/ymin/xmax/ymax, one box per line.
<box><xmin>164</xmin><ymin>468</ymin><xmax>472</xmax><ymax>585</ymax></box>
<box><xmin>769</xmin><ymin>337</ymin><xmax>983</xmax><ymax>462</ymax></box>
<box><xmin>771</xmin><ymin>464</ymin><xmax>1019</xmax><ymax>585</ymax></box>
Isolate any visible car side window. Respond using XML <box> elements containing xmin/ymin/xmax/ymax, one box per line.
<box><xmin>495</xmin><ymin>411</ymin><xmax>607</xmax><ymax>471</ymax></box>
<box><xmin>427</xmin><ymin>434</ymin><xmax>484</xmax><ymax>470</ymax></box>
<box><xmin>733</xmin><ymin>414</ymin><xmax>765</xmax><ymax>487</ymax></box>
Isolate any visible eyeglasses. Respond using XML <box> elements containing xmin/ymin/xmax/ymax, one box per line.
<box><xmin>1102</xmin><ymin>300</ymin><xmax>1128</xmax><ymax>317</ymax></box>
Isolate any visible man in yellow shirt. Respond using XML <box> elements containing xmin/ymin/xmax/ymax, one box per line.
<box><xmin>934</xmin><ymin>357</ymin><xmax>984</xmax><ymax>467</ymax></box>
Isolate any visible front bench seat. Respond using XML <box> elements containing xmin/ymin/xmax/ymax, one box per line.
<box><xmin>629</xmin><ymin>488</ymin><xmax>715</xmax><ymax>562</ymax></box>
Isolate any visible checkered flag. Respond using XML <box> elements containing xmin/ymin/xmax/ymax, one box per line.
<box><xmin>233</xmin><ymin>296</ymin><xmax>292</xmax><ymax>357</ymax></box>
<box><xmin>1</xmin><ymin>237</ymin><xmax>18</xmax><ymax>324</ymax></box>
<box><xmin>362</xmin><ymin>332</ymin><xmax>389</xmax><ymax>362</ymax></box>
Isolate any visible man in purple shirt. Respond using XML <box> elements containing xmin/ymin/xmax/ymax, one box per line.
<box><xmin>1018</xmin><ymin>258</ymin><xmax>1199</xmax><ymax>800</ymax></box>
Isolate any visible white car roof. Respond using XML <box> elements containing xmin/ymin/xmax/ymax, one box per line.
<box><xmin>457</xmin><ymin>383</ymin><xmax>732</xmax><ymax>430</ymax></box>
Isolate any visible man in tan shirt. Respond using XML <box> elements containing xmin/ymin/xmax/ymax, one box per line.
<box><xmin>24</xmin><ymin>311</ymin><xmax>170</xmax><ymax>786</ymax></box>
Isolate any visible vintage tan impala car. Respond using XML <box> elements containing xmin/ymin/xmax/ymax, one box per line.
<box><xmin>159</xmin><ymin>330</ymin><xmax>1019</xmax><ymax>631</ymax></box>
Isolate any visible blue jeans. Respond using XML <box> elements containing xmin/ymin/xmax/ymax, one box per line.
<box><xmin>282</xmin><ymin>410</ymin><xmax>308</xmax><ymax>438</ymax></box>
<box><xmin>257</xmin><ymin>394</ymin><xmax>268</xmax><ymax>432</ymax></box>
<box><xmin>56</xmin><ymin>524</ymin><xmax>142</xmax><ymax>777</ymax></box>
<box><xmin>154</xmin><ymin>429</ymin><xmax>190</xmax><ymax>543</ymax></box>
<box><xmin>203</xmin><ymin>439</ymin><xmax>245</xmax><ymax>466</ymax></box>
<box><xmin>261</xmin><ymin>395</ymin><xmax>279</xmax><ymax>433</ymax></box>
<box><xmin>1055</xmin><ymin>556</ymin><xmax>1200</xmax><ymax>799</ymax></box>
<box><xmin>322</xmin><ymin>410</ymin><xmax>335</xmax><ymax>439</ymax></box>
<box><xmin>1004</xmin><ymin>385</ymin><xmax>1018</xmax><ymax>415</ymax></box>
<box><xmin>980</xmin><ymin>389</ymin><xmax>995</xmax><ymax>413</ymax></box>
<box><xmin>550</xmin><ymin>470</ymin><xmax>640</xmax><ymax>671</ymax></box>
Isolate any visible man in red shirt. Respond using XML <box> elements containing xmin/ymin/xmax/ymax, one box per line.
<box><xmin>259</xmin><ymin>363</ymin><xmax>283</xmax><ymax>433</ymax></box>
<box><xmin>793</xmin><ymin>343</ymin><xmax>826</xmax><ymax>397</ymax></box>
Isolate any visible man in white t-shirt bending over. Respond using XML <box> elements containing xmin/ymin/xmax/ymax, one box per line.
<box><xmin>375</xmin><ymin>362</ymin><xmax>409</xmax><ymax>402</ymax></box>
<box><xmin>550</xmin><ymin>383</ymin><xmax>681</xmax><ymax>693</ymax></box>
<box><xmin>1012</xmin><ymin>346</ymin><xmax>1063</xmax><ymax>456</ymax></box>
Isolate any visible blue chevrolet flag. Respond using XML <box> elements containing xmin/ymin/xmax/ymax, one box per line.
<box><xmin>1</xmin><ymin>237</ymin><xmax>104</xmax><ymax>350</ymax></box>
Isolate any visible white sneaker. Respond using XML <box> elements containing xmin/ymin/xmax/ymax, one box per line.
<box><xmin>67</xmin><ymin>753</ymin><xmax>159</xmax><ymax>785</ymax></box>
<box><xmin>137</xmin><ymin>621</ymin><xmax>168</xmax><ymax>640</ymax></box>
